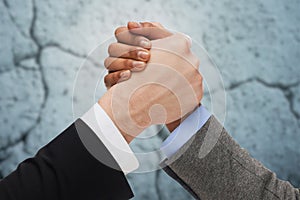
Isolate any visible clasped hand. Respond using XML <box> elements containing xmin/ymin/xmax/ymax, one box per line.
<box><xmin>98</xmin><ymin>22</ymin><xmax>203</xmax><ymax>143</ymax></box>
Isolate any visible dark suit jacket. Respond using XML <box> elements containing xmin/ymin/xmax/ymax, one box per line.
<box><xmin>0</xmin><ymin>119</ymin><xmax>133</xmax><ymax>200</ymax></box>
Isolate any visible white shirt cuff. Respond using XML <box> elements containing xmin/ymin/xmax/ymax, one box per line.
<box><xmin>80</xmin><ymin>103</ymin><xmax>139</xmax><ymax>174</ymax></box>
<box><xmin>160</xmin><ymin>106</ymin><xmax>211</xmax><ymax>159</ymax></box>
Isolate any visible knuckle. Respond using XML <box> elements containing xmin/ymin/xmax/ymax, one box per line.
<box><xmin>129</xmin><ymin>47</ymin><xmax>139</xmax><ymax>58</ymax></box>
<box><xmin>114</xmin><ymin>28</ymin><xmax>120</xmax><ymax>36</ymax></box>
<box><xmin>151</xmin><ymin>22</ymin><xmax>162</xmax><ymax>28</ymax></box>
<box><xmin>184</xmin><ymin>39</ymin><xmax>191</xmax><ymax>51</ymax></box>
<box><xmin>198</xmin><ymin>74</ymin><xmax>203</xmax><ymax>83</ymax></box>
<box><xmin>124</xmin><ymin>59</ymin><xmax>133</xmax><ymax>68</ymax></box>
<box><xmin>191</xmin><ymin>71</ymin><xmax>203</xmax><ymax>84</ymax></box>
<box><xmin>185</xmin><ymin>35</ymin><xmax>192</xmax><ymax>47</ymax></box>
<box><xmin>113</xmin><ymin>72</ymin><xmax>121</xmax><ymax>82</ymax></box>
<box><xmin>108</xmin><ymin>43</ymin><xmax>117</xmax><ymax>55</ymax></box>
<box><xmin>141</xmin><ymin>22</ymin><xmax>152</xmax><ymax>28</ymax></box>
<box><xmin>178</xmin><ymin>37</ymin><xmax>191</xmax><ymax>54</ymax></box>
<box><xmin>104</xmin><ymin>58</ymin><xmax>111</xmax><ymax>69</ymax></box>
<box><xmin>104</xmin><ymin>75</ymin><xmax>110</xmax><ymax>87</ymax></box>
<box><xmin>134</xmin><ymin>36</ymin><xmax>142</xmax><ymax>45</ymax></box>
<box><xmin>128</xmin><ymin>50</ymin><xmax>135</xmax><ymax>58</ymax></box>
<box><xmin>114</xmin><ymin>26</ymin><xmax>126</xmax><ymax>36</ymax></box>
<box><xmin>135</xmin><ymin>36</ymin><xmax>147</xmax><ymax>46</ymax></box>
<box><xmin>198</xmin><ymin>91</ymin><xmax>203</xmax><ymax>101</ymax></box>
<box><xmin>194</xmin><ymin>76</ymin><xmax>203</xmax><ymax>101</ymax></box>
<box><xmin>194</xmin><ymin>57</ymin><xmax>200</xmax><ymax>68</ymax></box>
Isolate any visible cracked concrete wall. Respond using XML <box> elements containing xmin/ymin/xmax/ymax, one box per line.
<box><xmin>0</xmin><ymin>0</ymin><xmax>299</xmax><ymax>199</ymax></box>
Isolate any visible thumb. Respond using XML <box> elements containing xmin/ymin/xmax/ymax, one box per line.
<box><xmin>127</xmin><ymin>21</ymin><xmax>172</xmax><ymax>40</ymax></box>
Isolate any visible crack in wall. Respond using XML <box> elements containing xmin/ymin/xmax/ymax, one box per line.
<box><xmin>13</xmin><ymin>52</ymin><xmax>37</xmax><ymax>67</ymax></box>
<box><xmin>0</xmin><ymin>0</ymin><xmax>100</xmax><ymax>158</ymax></box>
<box><xmin>21</xmin><ymin>0</ymin><xmax>49</xmax><ymax>150</ymax></box>
<box><xmin>16</xmin><ymin>63</ymin><xmax>39</xmax><ymax>71</ymax></box>
<box><xmin>155</xmin><ymin>169</ymin><xmax>163</xmax><ymax>200</ymax></box>
<box><xmin>255</xmin><ymin>78</ymin><xmax>300</xmax><ymax>119</ymax></box>
<box><xmin>0</xmin><ymin>0</ymin><xmax>47</xmax><ymax>154</ymax></box>
<box><xmin>2</xmin><ymin>0</ymin><xmax>93</xmax><ymax>73</ymax></box>
<box><xmin>2</xmin><ymin>0</ymin><xmax>29</xmax><ymax>39</ymax></box>
<box><xmin>43</xmin><ymin>42</ymin><xmax>101</xmax><ymax>68</ymax></box>
<box><xmin>0</xmin><ymin>50</ymin><xmax>38</xmax><ymax>74</ymax></box>
<box><xmin>0</xmin><ymin>0</ymin><xmax>96</xmax><ymax>156</ymax></box>
<box><xmin>44</xmin><ymin>42</ymin><xmax>88</xmax><ymax>59</ymax></box>
<box><xmin>227</xmin><ymin>77</ymin><xmax>300</xmax><ymax>119</ymax></box>
<box><xmin>0</xmin><ymin>68</ymin><xmax>14</xmax><ymax>74</ymax></box>
<box><xmin>2</xmin><ymin>0</ymin><xmax>7</xmax><ymax>7</ymax></box>
<box><xmin>0</xmin><ymin>147</ymin><xmax>12</xmax><ymax>166</ymax></box>
<box><xmin>227</xmin><ymin>78</ymin><xmax>254</xmax><ymax>90</ymax></box>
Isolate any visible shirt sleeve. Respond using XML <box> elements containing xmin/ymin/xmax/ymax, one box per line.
<box><xmin>160</xmin><ymin>106</ymin><xmax>211</xmax><ymax>158</ymax></box>
<box><xmin>80</xmin><ymin>103</ymin><xmax>139</xmax><ymax>174</ymax></box>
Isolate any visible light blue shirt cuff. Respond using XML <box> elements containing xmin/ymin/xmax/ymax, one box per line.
<box><xmin>160</xmin><ymin>106</ymin><xmax>211</xmax><ymax>159</ymax></box>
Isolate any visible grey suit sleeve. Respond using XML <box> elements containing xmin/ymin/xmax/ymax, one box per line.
<box><xmin>161</xmin><ymin>116</ymin><xmax>300</xmax><ymax>200</ymax></box>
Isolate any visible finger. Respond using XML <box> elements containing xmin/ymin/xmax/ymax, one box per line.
<box><xmin>127</xmin><ymin>21</ymin><xmax>173</xmax><ymax>40</ymax></box>
<box><xmin>108</xmin><ymin>42</ymin><xmax>151</xmax><ymax>61</ymax></box>
<box><xmin>104</xmin><ymin>57</ymin><xmax>146</xmax><ymax>72</ymax></box>
<box><xmin>104</xmin><ymin>70</ymin><xmax>131</xmax><ymax>89</ymax></box>
<box><xmin>115</xmin><ymin>26</ymin><xmax>151</xmax><ymax>49</ymax></box>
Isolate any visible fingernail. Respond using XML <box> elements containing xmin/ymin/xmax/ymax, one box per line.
<box><xmin>119</xmin><ymin>70</ymin><xmax>130</xmax><ymax>81</ymax></box>
<box><xmin>128</xmin><ymin>21</ymin><xmax>141</xmax><ymax>28</ymax></box>
<box><xmin>138</xmin><ymin>51</ymin><xmax>149</xmax><ymax>60</ymax></box>
<box><xmin>140</xmin><ymin>40</ymin><xmax>151</xmax><ymax>48</ymax></box>
<box><xmin>132</xmin><ymin>61</ymin><xmax>146</xmax><ymax>71</ymax></box>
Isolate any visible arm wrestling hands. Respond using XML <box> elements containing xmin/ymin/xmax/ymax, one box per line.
<box><xmin>99</xmin><ymin>22</ymin><xmax>203</xmax><ymax>143</ymax></box>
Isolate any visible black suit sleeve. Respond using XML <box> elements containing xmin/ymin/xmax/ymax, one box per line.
<box><xmin>0</xmin><ymin>119</ymin><xmax>134</xmax><ymax>200</ymax></box>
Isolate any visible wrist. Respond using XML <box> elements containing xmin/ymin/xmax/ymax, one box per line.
<box><xmin>166</xmin><ymin>119</ymin><xmax>181</xmax><ymax>132</ymax></box>
<box><xmin>166</xmin><ymin>104</ymin><xmax>200</xmax><ymax>132</ymax></box>
<box><xmin>98</xmin><ymin>91</ymin><xmax>142</xmax><ymax>143</ymax></box>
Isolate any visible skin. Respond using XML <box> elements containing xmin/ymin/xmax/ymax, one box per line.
<box><xmin>104</xmin><ymin>22</ymin><xmax>171</xmax><ymax>88</ymax></box>
<box><xmin>100</xmin><ymin>22</ymin><xmax>203</xmax><ymax>143</ymax></box>
<box><xmin>104</xmin><ymin>22</ymin><xmax>182</xmax><ymax>132</ymax></box>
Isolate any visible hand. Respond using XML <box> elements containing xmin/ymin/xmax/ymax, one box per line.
<box><xmin>104</xmin><ymin>22</ymin><xmax>171</xmax><ymax>89</ymax></box>
<box><xmin>99</xmin><ymin>22</ymin><xmax>203</xmax><ymax>143</ymax></box>
<box><xmin>104</xmin><ymin>22</ymin><xmax>198</xmax><ymax>133</ymax></box>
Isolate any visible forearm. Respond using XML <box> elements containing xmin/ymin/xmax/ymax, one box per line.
<box><xmin>162</xmin><ymin>116</ymin><xmax>300</xmax><ymax>200</ymax></box>
<box><xmin>98</xmin><ymin>90</ymin><xmax>145</xmax><ymax>144</ymax></box>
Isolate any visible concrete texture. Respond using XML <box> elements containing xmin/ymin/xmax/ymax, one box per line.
<box><xmin>0</xmin><ymin>0</ymin><xmax>299</xmax><ymax>199</ymax></box>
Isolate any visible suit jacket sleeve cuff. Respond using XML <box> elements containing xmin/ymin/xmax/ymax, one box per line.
<box><xmin>80</xmin><ymin>103</ymin><xmax>139</xmax><ymax>174</ymax></box>
<box><xmin>160</xmin><ymin>105</ymin><xmax>211</xmax><ymax>158</ymax></box>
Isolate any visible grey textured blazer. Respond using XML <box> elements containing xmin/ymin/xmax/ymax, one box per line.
<box><xmin>161</xmin><ymin>116</ymin><xmax>300</xmax><ymax>200</ymax></box>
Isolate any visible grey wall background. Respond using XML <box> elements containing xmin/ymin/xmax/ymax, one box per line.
<box><xmin>0</xmin><ymin>0</ymin><xmax>299</xmax><ymax>199</ymax></box>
